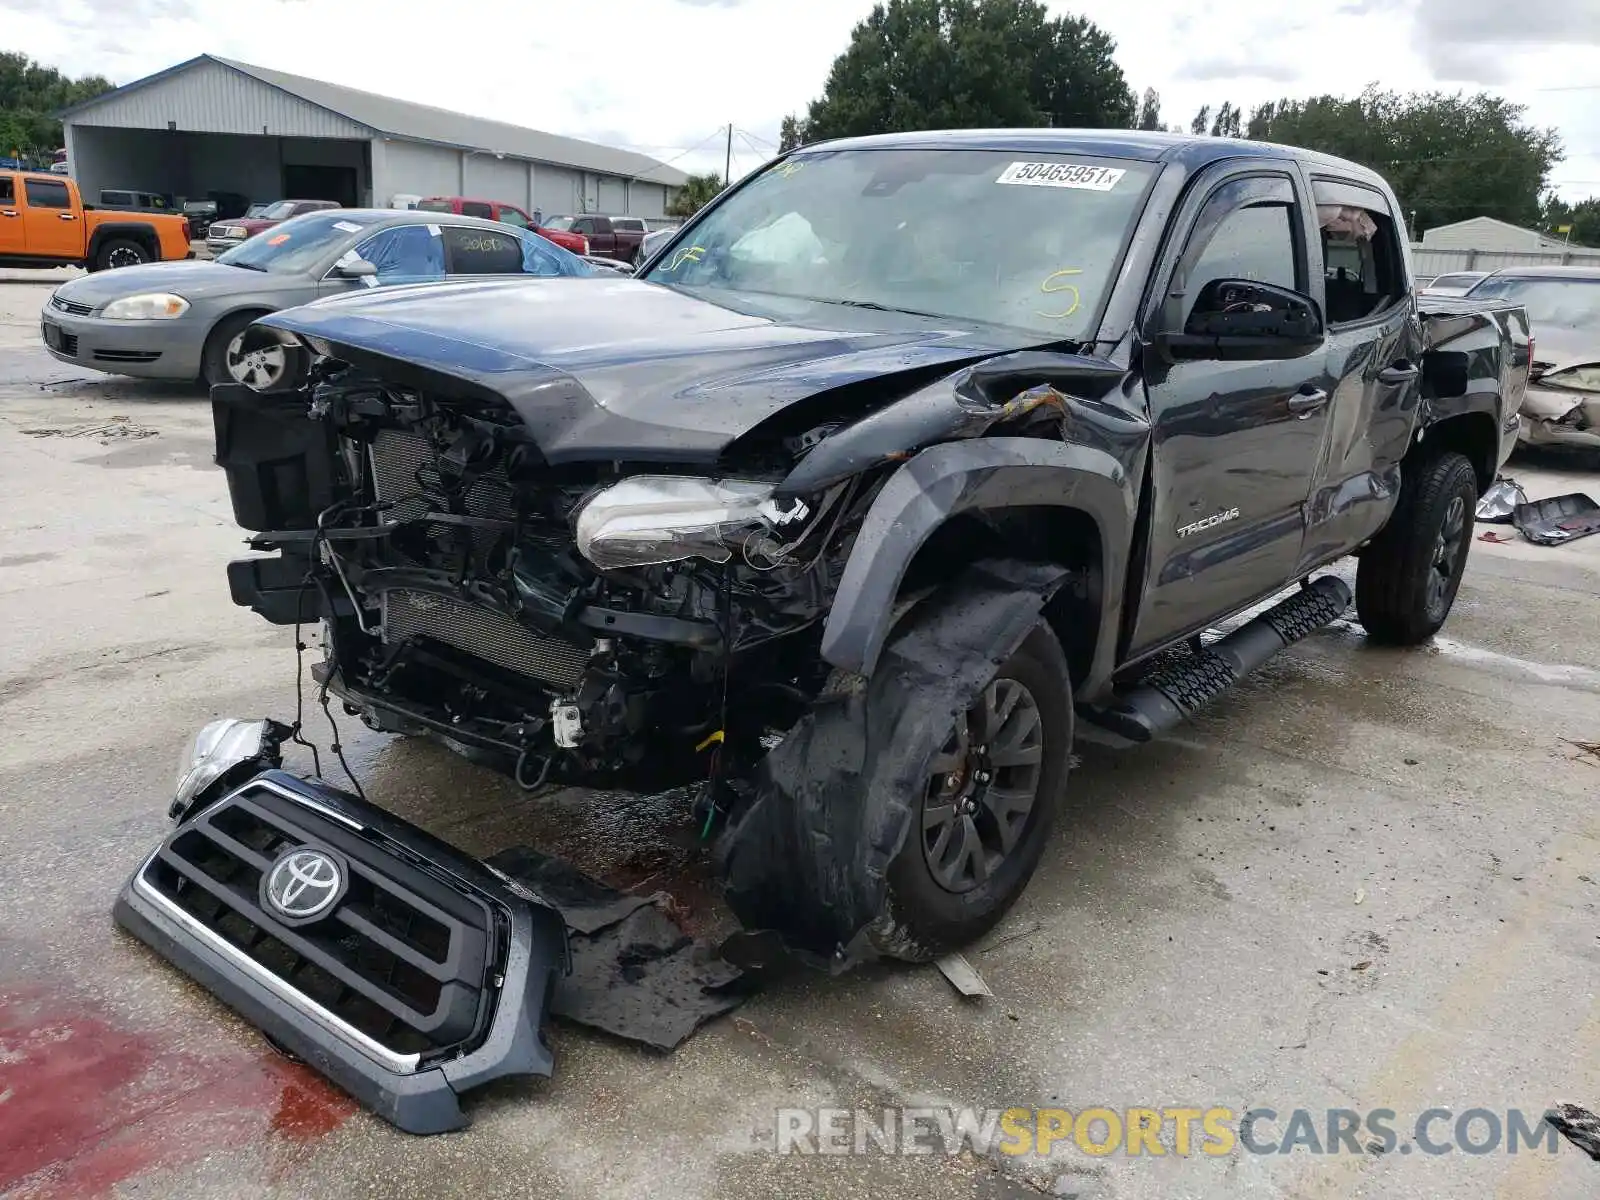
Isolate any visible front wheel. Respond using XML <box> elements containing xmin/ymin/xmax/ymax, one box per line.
<box><xmin>867</xmin><ymin>623</ymin><xmax>1073</xmax><ymax>961</ymax></box>
<box><xmin>1356</xmin><ymin>451</ymin><xmax>1478</xmax><ymax>645</ymax></box>
<box><xmin>201</xmin><ymin>312</ymin><xmax>305</xmax><ymax>391</ymax></box>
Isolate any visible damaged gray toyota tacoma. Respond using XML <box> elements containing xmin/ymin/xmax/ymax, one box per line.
<box><xmin>115</xmin><ymin>131</ymin><xmax>1530</xmax><ymax>1132</ymax></box>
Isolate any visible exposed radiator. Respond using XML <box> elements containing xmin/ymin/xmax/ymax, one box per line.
<box><xmin>366</xmin><ymin>428</ymin><xmax>588</xmax><ymax>692</ymax></box>
<box><xmin>382</xmin><ymin>589</ymin><xmax>589</xmax><ymax>691</ymax></box>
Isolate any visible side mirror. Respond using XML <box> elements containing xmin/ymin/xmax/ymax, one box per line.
<box><xmin>334</xmin><ymin>258</ymin><xmax>377</xmax><ymax>279</ymax></box>
<box><xmin>1158</xmin><ymin>278</ymin><xmax>1324</xmax><ymax>362</ymax></box>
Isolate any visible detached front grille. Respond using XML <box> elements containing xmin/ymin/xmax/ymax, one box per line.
<box><xmin>135</xmin><ymin>779</ymin><xmax>498</xmax><ymax>1063</ymax></box>
<box><xmin>383</xmin><ymin>588</ymin><xmax>589</xmax><ymax>690</ymax></box>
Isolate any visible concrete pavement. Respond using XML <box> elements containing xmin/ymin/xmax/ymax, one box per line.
<box><xmin>2</xmin><ymin>277</ymin><xmax>1599</xmax><ymax>1199</ymax></box>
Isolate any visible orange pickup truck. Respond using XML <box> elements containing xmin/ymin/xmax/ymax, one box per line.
<box><xmin>0</xmin><ymin>170</ymin><xmax>192</xmax><ymax>272</ymax></box>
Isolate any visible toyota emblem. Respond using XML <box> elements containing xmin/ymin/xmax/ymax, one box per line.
<box><xmin>264</xmin><ymin>848</ymin><xmax>344</xmax><ymax>921</ymax></box>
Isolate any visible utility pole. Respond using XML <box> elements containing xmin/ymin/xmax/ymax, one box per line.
<box><xmin>725</xmin><ymin>123</ymin><xmax>733</xmax><ymax>186</ymax></box>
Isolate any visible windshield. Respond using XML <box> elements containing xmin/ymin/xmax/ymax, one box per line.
<box><xmin>542</xmin><ymin>216</ymin><xmax>576</xmax><ymax>231</ymax></box>
<box><xmin>216</xmin><ymin>210</ymin><xmax>379</xmax><ymax>274</ymax></box>
<box><xmin>641</xmin><ymin>149</ymin><xmax>1156</xmax><ymax>338</ymax></box>
<box><xmin>245</xmin><ymin>204</ymin><xmax>269</xmax><ymax>218</ymax></box>
<box><xmin>1467</xmin><ymin>276</ymin><xmax>1600</xmax><ymax>328</ymax></box>
<box><xmin>260</xmin><ymin>201</ymin><xmax>298</xmax><ymax>220</ymax></box>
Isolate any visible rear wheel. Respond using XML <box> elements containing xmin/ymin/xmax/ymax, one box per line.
<box><xmin>867</xmin><ymin>623</ymin><xmax>1073</xmax><ymax>961</ymax></box>
<box><xmin>94</xmin><ymin>238</ymin><xmax>149</xmax><ymax>271</ymax></box>
<box><xmin>1356</xmin><ymin>451</ymin><xmax>1478</xmax><ymax>645</ymax></box>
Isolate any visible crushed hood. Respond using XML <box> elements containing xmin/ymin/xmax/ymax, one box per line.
<box><xmin>260</xmin><ymin>276</ymin><xmax>1042</xmax><ymax>464</ymax></box>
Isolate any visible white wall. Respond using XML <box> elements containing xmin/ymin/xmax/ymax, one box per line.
<box><xmin>597</xmin><ymin>177</ymin><xmax>626</xmax><ymax>213</ymax></box>
<box><xmin>376</xmin><ymin>139</ymin><xmax>460</xmax><ymax>202</ymax></box>
<box><xmin>463</xmin><ymin>154</ymin><xmax>529</xmax><ymax>208</ymax></box>
<box><xmin>533</xmin><ymin>165</ymin><xmax>581</xmax><ymax>216</ymax></box>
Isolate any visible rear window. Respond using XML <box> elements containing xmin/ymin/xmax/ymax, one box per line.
<box><xmin>102</xmin><ymin>190</ymin><xmax>132</xmax><ymax>205</ymax></box>
<box><xmin>416</xmin><ymin>199</ymin><xmax>453</xmax><ymax>213</ymax></box>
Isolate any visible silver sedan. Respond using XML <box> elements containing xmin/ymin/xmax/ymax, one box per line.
<box><xmin>41</xmin><ymin>209</ymin><xmax>597</xmax><ymax>389</ymax></box>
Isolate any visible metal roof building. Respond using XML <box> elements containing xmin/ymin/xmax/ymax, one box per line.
<box><xmin>57</xmin><ymin>54</ymin><xmax>686</xmax><ymax>219</ymax></box>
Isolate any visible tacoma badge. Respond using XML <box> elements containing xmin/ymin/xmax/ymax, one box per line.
<box><xmin>1177</xmin><ymin>508</ymin><xmax>1240</xmax><ymax>538</ymax></box>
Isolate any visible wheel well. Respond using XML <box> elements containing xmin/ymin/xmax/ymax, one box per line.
<box><xmin>896</xmin><ymin>505</ymin><xmax>1103</xmax><ymax>689</ymax></box>
<box><xmin>1422</xmin><ymin>411</ymin><xmax>1498</xmax><ymax>494</ymax></box>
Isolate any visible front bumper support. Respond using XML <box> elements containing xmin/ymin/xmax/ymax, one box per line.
<box><xmin>114</xmin><ymin>770</ymin><xmax>568</xmax><ymax>1134</ymax></box>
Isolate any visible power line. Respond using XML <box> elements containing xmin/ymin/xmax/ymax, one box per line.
<box><xmin>737</xmin><ymin>126</ymin><xmax>777</xmax><ymax>150</ymax></box>
<box><xmin>735</xmin><ymin>129</ymin><xmax>773</xmax><ymax>162</ymax></box>
<box><xmin>627</xmin><ymin>127</ymin><xmax>736</xmax><ymax>180</ymax></box>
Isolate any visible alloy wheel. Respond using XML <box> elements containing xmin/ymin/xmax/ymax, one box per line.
<box><xmin>225</xmin><ymin>334</ymin><xmax>287</xmax><ymax>390</ymax></box>
<box><xmin>1427</xmin><ymin>494</ymin><xmax>1467</xmax><ymax>617</ymax></box>
<box><xmin>920</xmin><ymin>677</ymin><xmax>1046</xmax><ymax>894</ymax></box>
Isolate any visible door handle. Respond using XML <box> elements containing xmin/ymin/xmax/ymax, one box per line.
<box><xmin>58</xmin><ymin>212</ymin><xmax>78</xmax><ymax>221</ymax></box>
<box><xmin>1287</xmin><ymin>387</ymin><xmax>1329</xmax><ymax>417</ymax></box>
<box><xmin>0</xmin><ymin>209</ymin><xmax>17</xmax><ymax>217</ymax></box>
<box><xmin>1378</xmin><ymin>361</ymin><xmax>1419</xmax><ymax>385</ymax></box>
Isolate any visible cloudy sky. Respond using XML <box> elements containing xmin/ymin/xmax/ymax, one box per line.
<box><xmin>6</xmin><ymin>0</ymin><xmax>1600</xmax><ymax>199</ymax></box>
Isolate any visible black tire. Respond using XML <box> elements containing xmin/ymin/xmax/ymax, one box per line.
<box><xmin>1356</xmin><ymin>451</ymin><xmax>1478</xmax><ymax>645</ymax></box>
<box><xmin>201</xmin><ymin>311</ymin><xmax>304</xmax><ymax>391</ymax></box>
<box><xmin>93</xmin><ymin>238</ymin><xmax>149</xmax><ymax>271</ymax></box>
<box><xmin>866</xmin><ymin>622</ymin><xmax>1074</xmax><ymax>961</ymax></box>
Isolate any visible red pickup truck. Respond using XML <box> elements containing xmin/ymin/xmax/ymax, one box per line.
<box><xmin>417</xmin><ymin>196</ymin><xmax>589</xmax><ymax>256</ymax></box>
<box><xmin>541</xmin><ymin>214</ymin><xmax>644</xmax><ymax>262</ymax></box>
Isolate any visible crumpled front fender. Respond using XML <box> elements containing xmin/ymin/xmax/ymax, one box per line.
<box><xmin>716</xmin><ymin>559</ymin><xmax>1069</xmax><ymax>966</ymax></box>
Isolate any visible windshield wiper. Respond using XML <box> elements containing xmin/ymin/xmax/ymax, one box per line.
<box><xmin>828</xmin><ymin>298</ymin><xmax>958</xmax><ymax>322</ymax></box>
<box><xmin>225</xmin><ymin>261</ymin><xmax>267</xmax><ymax>272</ymax></box>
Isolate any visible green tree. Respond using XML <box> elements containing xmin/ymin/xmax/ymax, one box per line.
<box><xmin>1190</xmin><ymin>87</ymin><xmax>1560</xmax><ymax>234</ymax></box>
<box><xmin>799</xmin><ymin>0</ymin><xmax>1134</xmax><ymax>143</ymax></box>
<box><xmin>1189</xmin><ymin>105</ymin><xmax>1210</xmax><ymax>136</ymax></box>
<box><xmin>1541</xmin><ymin>194</ymin><xmax>1600</xmax><ymax>247</ymax></box>
<box><xmin>0</xmin><ymin>51</ymin><xmax>114</xmax><ymax>161</ymax></box>
<box><xmin>667</xmin><ymin>172</ymin><xmax>726</xmax><ymax>219</ymax></box>
<box><xmin>778</xmin><ymin>114</ymin><xmax>807</xmax><ymax>154</ymax></box>
<box><xmin>1135</xmin><ymin>88</ymin><xmax>1162</xmax><ymax>132</ymax></box>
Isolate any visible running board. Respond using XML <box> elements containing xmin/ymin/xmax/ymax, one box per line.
<box><xmin>1082</xmin><ymin>575</ymin><xmax>1351</xmax><ymax>743</ymax></box>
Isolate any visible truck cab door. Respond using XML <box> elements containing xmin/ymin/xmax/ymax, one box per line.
<box><xmin>1292</xmin><ymin>175</ymin><xmax>1424</xmax><ymax>570</ymax></box>
<box><xmin>19</xmin><ymin>176</ymin><xmax>81</xmax><ymax>259</ymax></box>
<box><xmin>0</xmin><ymin>176</ymin><xmax>23</xmax><ymax>258</ymax></box>
<box><xmin>1129</xmin><ymin>165</ymin><xmax>1331</xmax><ymax>656</ymax></box>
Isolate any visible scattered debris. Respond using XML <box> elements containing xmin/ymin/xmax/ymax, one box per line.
<box><xmin>1355</xmin><ymin>887</ymin><xmax>1366</xmax><ymax>905</ymax></box>
<box><xmin>1476</xmin><ymin>476</ymin><xmax>1527</xmax><ymax>523</ymax></box>
<box><xmin>1563</xmin><ymin>739</ymin><xmax>1600</xmax><ymax>767</ymax></box>
<box><xmin>1549</xmin><ymin>1104</ymin><xmax>1600</xmax><ymax>1161</ymax></box>
<box><xmin>487</xmin><ymin>846</ymin><xmax>750</xmax><ymax>1050</ymax></box>
<box><xmin>1351</xmin><ymin>960</ymin><xmax>1372</xmax><ymax>972</ymax></box>
<box><xmin>1478</xmin><ymin>530</ymin><xmax>1517</xmax><ymax>544</ymax></box>
<box><xmin>19</xmin><ymin>415</ymin><xmax>158</xmax><ymax>442</ymax></box>
<box><xmin>935</xmin><ymin>952</ymin><xmax>994</xmax><ymax>998</ymax></box>
<box><xmin>1513</xmin><ymin>493</ymin><xmax>1600</xmax><ymax>546</ymax></box>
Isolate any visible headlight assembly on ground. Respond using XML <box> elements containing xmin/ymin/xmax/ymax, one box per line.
<box><xmin>100</xmin><ymin>293</ymin><xmax>190</xmax><ymax>320</ymax></box>
<box><xmin>172</xmin><ymin>718</ymin><xmax>272</xmax><ymax>817</ymax></box>
<box><xmin>572</xmin><ymin>475</ymin><xmax>784</xmax><ymax>569</ymax></box>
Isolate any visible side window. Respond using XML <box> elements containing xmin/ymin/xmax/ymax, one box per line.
<box><xmin>1312</xmin><ymin>180</ymin><xmax>1406</xmax><ymax>324</ymax></box>
<box><xmin>1170</xmin><ymin>175</ymin><xmax>1301</xmax><ymax>327</ymax></box>
<box><xmin>459</xmin><ymin>201</ymin><xmax>493</xmax><ymax>219</ymax></box>
<box><xmin>25</xmin><ymin>179</ymin><xmax>71</xmax><ymax>209</ymax></box>
<box><xmin>497</xmin><ymin>206</ymin><xmax>530</xmax><ymax>228</ymax></box>
<box><xmin>443</xmin><ymin>225</ymin><xmax>526</xmax><ymax>274</ymax></box>
<box><xmin>571</xmin><ymin>217</ymin><xmax>593</xmax><ymax>235</ymax></box>
<box><xmin>346</xmin><ymin>225</ymin><xmax>445</xmax><ymax>284</ymax></box>
<box><xmin>0</xmin><ymin>177</ymin><xmax>13</xmax><ymax>204</ymax></box>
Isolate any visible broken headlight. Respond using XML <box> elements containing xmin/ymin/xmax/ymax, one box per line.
<box><xmin>573</xmin><ymin>476</ymin><xmax>783</xmax><ymax>570</ymax></box>
<box><xmin>171</xmin><ymin>718</ymin><xmax>279</xmax><ymax>819</ymax></box>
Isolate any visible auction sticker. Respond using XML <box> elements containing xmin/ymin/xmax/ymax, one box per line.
<box><xmin>996</xmin><ymin>162</ymin><xmax>1125</xmax><ymax>191</ymax></box>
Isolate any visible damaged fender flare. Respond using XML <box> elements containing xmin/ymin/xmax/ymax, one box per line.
<box><xmin>718</xmin><ymin>559</ymin><xmax>1072</xmax><ymax>964</ymax></box>
<box><xmin>820</xmin><ymin>436</ymin><xmax>1134</xmax><ymax>680</ymax></box>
